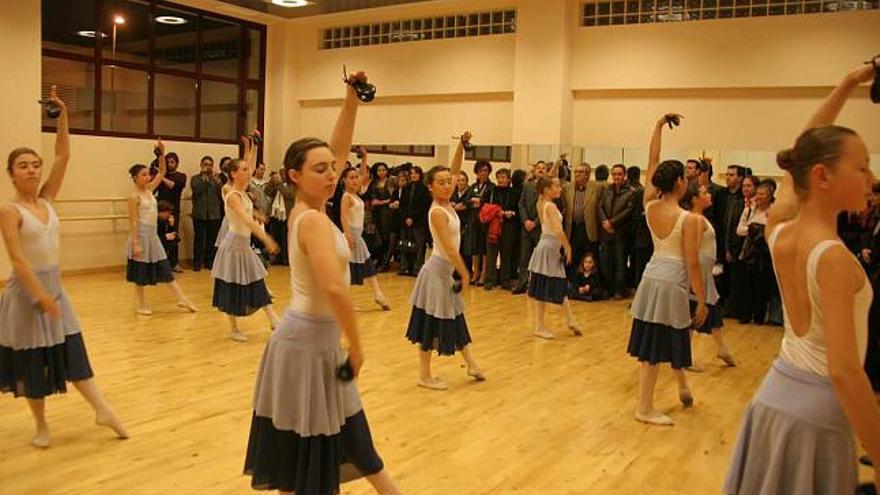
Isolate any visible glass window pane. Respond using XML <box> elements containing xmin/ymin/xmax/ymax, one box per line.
<box><xmin>201</xmin><ymin>80</ymin><xmax>238</xmax><ymax>140</ymax></box>
<box><xmin>41</xmin><ymin>57</ymin><xmax>95</xmax><ymax>130</ymax></box>
<box><xmin>245</xmin><ymin>89</ymin><xmax>260</xmax><ymax>137</ymax></box>
<box><xmin>42</xmin><ymin>0</ymin><xmax>98</xmax><ymax>56</ymax></box>
<box><xmin>246</xmin><ymin>29</ymin><xmax>262</xmax><ymax>80</ymax></box>
<box><xmin>101</xmin><ymin>65</ymin><xmax>147</xmax><ymax>133</ymax></box>
<box><xmin>154</xmin><ymin>6</ymin><xmax>198</xmax><ymax>73</ymax></box>
<box><xmin>201</xmin><ymin>17</ymin><xmax>241</xmax><ymax>79</ymax></box>
<box><xmin>154</xmin><ymin>74</ymin><xmax>196</xmax><ymax>137</ymax></box>
<box><xmin>101</xmin><ymin>0</ymin><xmax>151</xmax><ymax>64</ymax></box>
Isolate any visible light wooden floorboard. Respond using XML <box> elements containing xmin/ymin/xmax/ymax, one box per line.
<box><xmin>0</xmin><ymin>267</ymin><xmax>870</xmax><ymax>494</ymax></box>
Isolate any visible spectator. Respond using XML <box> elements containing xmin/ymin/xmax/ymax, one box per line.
<box><xmin>264</xmin><ymin>169</ymin><xmax>295</xmax><ymax>265</ymax></box>
<box><xmin>598</xmin><ymin>164</ymin><xmax>635</xmax><ymax>299</ymax></box>
<box><xmin>465</xmin><ymin>160</ymin><xmax>495</xmax><ymax>285</ymax></box>
<box><xmin>512</xmin><ymin>161</ymin><xmax>547</xmax><ymax>294</ymax></box>
<box><xmin>569</xmin><ymin>252</ymin><xmax>606</xmax><ymax>301</ymax></box>
<box><xmin>627</xmin><ymin>165</ymin><xmax>652</xmax><ymax>288</ymax></box>
<box><xmin>563</xmin><ymin>162</ymin><xmax>602</xmax><ymax>279</ymax></box>
<box><xmin>190</xmin><ymin>155</ymin><xmax>223</xmax><ymax>271</ymax></box>
<box><xmin>157</xmin><ymin>200</ymin><xmax>181</xmax><ymax>273</ymax></box>
<box><xmin>737</xmin><ymin>180</ymin><xmax>774</xmax><ymax>324</ymax></box>
<box><xmin>485</xmin><ymin>168</ymin><xmax>518</xmax><ymax>290</ymax></box>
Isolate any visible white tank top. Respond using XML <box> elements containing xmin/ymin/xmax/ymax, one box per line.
<box><xmin>428</xmin><ymin>203</ymin><xmax>460</xmax><ymax>261</ymax></box>
<box><xmin>344</xmin><ymin>192</ymin><xmax>364</xmax><ymax>230</ymax></box>
<box><xmin>646</xmin><ymin>200</ymin><xmax>688</xmax><ymax>261</ymax></box>
<box><xmin>225</xmin><ymin>190</ymin><xmax>252</xmax><ymax>236</ymax></box>
<box><xmin>539</xmin><ymin>201</ymin><xmax>562</xmax><ymax>237</ymax></box>
<box><xmin>9</xmin><ymin>200</ymin><xmax>60</xmax><ymax>270</ymax></box>
<box><xmin>288</xmin><ymin>209</ymin><xmax>351</xmax><ymax>316</ymax></box>
<box><xmin>771</xmin><ymin>223</ymin><xmax>873</xmax><ymax>376</ymax></box>
<box><xmin>699</xmin><ymin>216</ymin><xmax>716</xmax><ymax>263</ymax></box>
<box><xmin>136</xmin><ymin>192</ymin><xmax>157</xmax><ymax>226</ymax></box>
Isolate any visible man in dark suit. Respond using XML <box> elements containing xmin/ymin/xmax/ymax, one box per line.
<box><xmin>598</xmin><ymin>164</ymin><xmax>634</xmax><ymax>299</ymax></box>
<box><xmin>190</xmin><ymin>155</ymin><xmax>223</xmax><ymax>271</ymax></box>
<box><xmin>512</xmin><ymin>161</ymin><xmax>547</xmax><ymax>294</ymax></box>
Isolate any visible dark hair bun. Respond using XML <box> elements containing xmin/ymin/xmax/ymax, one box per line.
<box><xmin>651</xmin><ymin>160</ymin><xmax>684</xmax><ymax>193</ymax></box>
<box><xmin>776</xmin><ymin>148</ymin><xmax>795</xmax><ymax>171</ymax></box>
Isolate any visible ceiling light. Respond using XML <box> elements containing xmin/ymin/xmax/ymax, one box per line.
<box><xmin>270</xmin><ymin>0</ymin><xmax>309</xmax><ymax>7</ymax></box>
<box><xmin>77</xmin><ymin>30</ymin><xmax>107</xmax><ymax>38</ymax></box>
<box><xmin>113</xmin><ymin>15</ymin><xmax>126</xmax><ymax>25</ymax></box>
<box><xmin>155</xmin><ymin>15</ymin><xmax>188</xmax><ymax>25</ymax></box>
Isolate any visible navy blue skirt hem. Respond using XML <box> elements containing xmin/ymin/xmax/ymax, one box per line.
<box><xmin>126</xmin><ymin>259</ymin><xmax>174</xmax><ymax>286</ymax></box>
<box><xmin>405</xmin><ymin>306</ymin><xmax>472</xmax><ymax>356</ymax></box>
<box><xmin>212</xmin><ymin>279</ymin><xmax>272</xmax><ymax>316</ymax></box>
<box><xmin>0</xmin><ymin>333</ymin><xmax>94</xmax><ymax>399</ymax></box>
<box><xmin>528</xmin><ymin>272</ymin><xmax>567</xmax><ymax>305</ymax></box>
<box><xmin>349</xmin><ymin>260</ymin><xmax>376</xmax><ymax>286</ymax></box>
<box><xmin>244</xmin><ymin>410</ymin><xmax>384</xmax><ymax>494</ymax></box>
<box><xmin>690</xmin><ymin>301</ymin><xmax>724</xmax><ymax>334</ymax></box>
<box><xmin>626</xmin><ymin>319</ymin><xmax>692</xmax><ymax>369</ymax></box>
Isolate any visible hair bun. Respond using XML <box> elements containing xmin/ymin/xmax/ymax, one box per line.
<box><xmin>776</xmin><ymin>148</ymin><xmax>795</xmax><ymax>171</ymax></box>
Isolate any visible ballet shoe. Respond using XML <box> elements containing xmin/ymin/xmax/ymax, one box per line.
<box><xmin>374</xmin><ymin>298</ymin><xmax>391</xmax><ymax>311</ymax></box>
<box><xmin>718</xmin><ymin>352</ymin><xmax>737</xmax><ymax>367</ymax></box>
<box><xmin>534</xmin><ymin>329</ymin><xmax>556</xmax><ymax>340</ymax></box>
<box><xmin>679</xmin><ymin>389</ymin><xmax>694</xmax><ymax>408</ymax></box>
<box><xmin>685</xmin><ymin>363</ymin><xmax>705</xmax><ymax>373</ymax></box>
<box><xmin>177</xmin><ymin>300</ymin><xmax>197</xmax><ymax>313</ymax></box>
<box><xmin>417</xmin><ymin>377</ymin><xmax>448</xmax><ymax>391</ymax></box>
<box><xmin>635</xmin><ymin>411</ymin><xmax>674</xmax><ymax>426</ymax></box>
<box><xmin>568</xmin><ymin>324</ymin><xmax>583</xmax><ymax>336</ymax></box>
<box><xmin>230</xmin><ymin>330</ymin><xmax>248</xmax><ymax>342</ymax></box>
<box><xmin>96</xmin><ymin>413</ymin><xmax>129</xmax><ymax>439</ymax></box>
<box><xmin>467</xmin><ymin>368</ymin><xmax>486</xmax><ymax>381</ymax></box>
<box><xmin>31</xmin><ymin>432</ymin><xmax>51</xmax><ymax>449</ymax></box>
<box><xmin>136</xmin><ymin>307</ymin><xmax>153</xmax><ymax>316</ymax></box>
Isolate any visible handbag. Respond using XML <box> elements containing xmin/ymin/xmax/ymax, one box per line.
<box><xmin>398</xmin><ymin>229</ymin><xmax>417</xmax><ymax>254</ymax></box>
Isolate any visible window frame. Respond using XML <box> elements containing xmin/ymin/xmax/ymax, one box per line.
<box><xmin>353</xmin><ymin>145</ymin><xmax>437</xmax><ymax>158</ymax></box>
<box><xmin>41</xmin><ymin>0</ymin><xmax>266</xmax><ymax>145</ymax></box>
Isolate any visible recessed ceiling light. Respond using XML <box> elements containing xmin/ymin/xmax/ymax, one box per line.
<box><xmin>270</xmin><ymin>0</ymin><xmax>309</xmax><ymax>7</ymax></box>
<box><xmin>113</xmin><ymin>15</ymin><xmax>126</xmax><ymax>25</ymax></box>
<box><xmin>155</xmin><ymin>15</ymin><xmax>188</xmax><ymax>25</ymax></box>
<box><xmin>77</xmin><ymin>30</ymin><xmax>107</xmax><ymax>38</ymax></box>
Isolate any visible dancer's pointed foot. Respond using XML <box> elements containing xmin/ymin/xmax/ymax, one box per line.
<box><xmin>96</xmin><ymin>411</ymin><xmax>129</xmax><ymax>439</ymax></box>
<box><xmin>417</xmin><ymin>377</ymin><xmax>448</xmax><ymax>390</ymax></box>
<box><xmin>177</xmin><ymin>300</ymin><xmax>197</xmax><ymax>312</ymax></box>
<box><xmin>534</xmin><ymin>329</ymin><xmax>556</xmax><ymax>340</ymax></box>
<box><xmin>635</xmin><ymin>411</ymin><xmax>674</xmax><ymax>426</ymax></box>
<box><xmin>467</xmin><ymin>368</ymin><xmax>486</xmax><ymax>381</ymax></box>
<box><xmin>31</xmin><ymin>427</ymin><xmax>51</xmax><ymax>448</ymax></box>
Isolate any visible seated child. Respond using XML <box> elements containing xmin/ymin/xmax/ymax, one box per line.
<box><xmin>569</xmin><ymin>252</ymin><xmax>606</xmax><ymax>301</ymax></box>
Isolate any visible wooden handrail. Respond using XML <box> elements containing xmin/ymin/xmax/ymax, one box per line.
<box><xmin>54</xmin><ymin>197</ymin><xmax>193</xmax><ymax>203</ymax></box>
<box><xmin>59</xmin><ymin>215</ymin><xmax>129</xmax><ymax>222</ymax></box>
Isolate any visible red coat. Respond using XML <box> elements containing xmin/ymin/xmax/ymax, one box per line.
<box><xmin>479</xmin><ymin>204</ymin><xmax>503</xmax><ymax>245</ymax></box>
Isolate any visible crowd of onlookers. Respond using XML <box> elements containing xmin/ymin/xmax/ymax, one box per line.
<box><xmin>144</xmin><ymin>151</ymin><xmax>880</xmax><ymax>345</ymax></box>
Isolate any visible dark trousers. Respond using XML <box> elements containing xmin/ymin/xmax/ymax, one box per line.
<box><xmin>268</xmin><ymin>218</ymin><xmax>289</xmax><ymax>265</ymax></box>
<box><xmin>399</xmin><ymin>226</ymin><xmax>427</xmax><ymax>274</ymax></box>
<box><xmin>600</xmin><ymin>238</ymin><xmax>627</xmax><ymax>297</ymax></box>
<box><xmin>515</xmin><ymin>227</ymin><xmax>541</xmax><ymax>289</ymax></box>
<box><xmin>486</xmin><ymin>222</ymin><xmax>518</xmax><ymax>288</ymax></box>
<box><xmin>742</xmin><ymin>261</ymin><xmax>773</xmax><ymax>324</ymax></box>
<box><xmin>633</xmin><ymin>243</ymin><xmax>653</xmax><ymax>289</ymax></box>
<box><xmin>161</xmin><ymin>241</ymin><xmax>179</xmax><ymax>269</ymax></box>
<box><xmin>866</xmin><ymin>279</ymin><xmax>880</xmax><ymax>391</ymax></box>
<box><xmin>728</xmin><ymin>259</ymin><xmax>748</xmax><ymax>319</ymax></box>
<box><xmin>193</xmin><ymin>218</ymin><xmax>221</xmax><ymax>269</ymax></box>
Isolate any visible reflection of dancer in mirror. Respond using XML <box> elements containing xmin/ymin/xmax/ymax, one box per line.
<box><xmin>680</xmin><ymin>181</ymin><xmax>736</xmax><ymax>371</ymax></box>
<box><xmin>405</xmin><ymin>132</ymin><xmax>486</xmax><ymax>391</ymax></box>
<box><xmin>126</xmin><ymin>140</ymin><xmax>197</xmax><ymax>315</ymax></box>
<box><xmin>724</xmin><ymin>62</ymin><xmax>879</xmax><ymax>495</ymax></box>
<box><xmin>212</xmin><ymin>135</ymin><xmax>280</xmax><ymax>342</ymax></box>
<box><xmin>341</xmin><ymin>146</ymin><xmax>390</xmax><ymax>310</ymax></box>
<box><xmin>244</xmin><ymin>71</ymin><xmax>402</xmax><ymax>495</ymax></box>
<box><xmin>0</xmin><ymin>86</ymin><xmax>128</xmax><ymax>448</ymax></box>
<box><xmin>626</xmin><ymin>113</ymin><xmax>706</xmax><ymax>426</ymax></box>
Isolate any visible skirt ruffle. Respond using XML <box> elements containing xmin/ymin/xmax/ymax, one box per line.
<box><xmin>213</xmin><ymin>279</ymin><xmax>272</xmax><ymax>316</ymax></box>
<box><xmin>405</xmin><ymin>306</ymin><xmax>472</xmax><ymax>356</ymax></box>
<box><xmin>527</xmin><ymin>234</ymin><xmax>566</xmax><ymax>278</ymax></box>
<box><xmin>528</xmin><ymin>272</ymin><xmax>567</xmax><ymax>304</ymax></box>
<box><xmin>126</xmin><ymin>259</ymin><xmax>174</xmax><ymax>286</ymax></box>
<box><xmin>0</xmin><ymin>333</ymin><xmax>93</xmax><ymax>398</ymax></box>
<box><xmin>212</xmin><ymin>232</ymin><xmax>268</xmax><ymax>285</ymax></box>
<box><xmin>0</xmin><ymin>267</ymin><xmax>83</xmax><ymax>350</ymax></box>
<box><xmin>244</xmin><ymin>410</ymin><xmax>384</xmax><ymax>494</ymax></box>
<box><xmin>630</xmin><ymin>257</ymin><xmax>692</xmax><ymax>330</ymax></box>
<box><xmin>349</xmin><ymin>260</ymin><xmax>376</xmax><ymax>286</ymax></box>
<box><xmin>626</xmin><ymin>319</ymin><xmax>692</xmax><ymax>369</ymax></box>
<box><xmin>127</xmin><ymin>223</ymin><xmax>169</xmax><ymax>262</ymax></box>
<box><xmin>409</xmin><ymin>256</ymin><xmax>464</xmax><ymax>320</ymax></box>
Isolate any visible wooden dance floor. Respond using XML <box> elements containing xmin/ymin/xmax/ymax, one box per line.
<box><xmin>0</xmin><ymin>267</ymin><xmax>871</xmax><ymax>494</ymax></box>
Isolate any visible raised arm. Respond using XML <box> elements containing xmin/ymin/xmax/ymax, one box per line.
<box><xmin>450</xmin><ymin>131</ymin><xmax>470</xmax><ymax>180</ymax></box>
<box><xmin>645</xmin><ymin>113</ymin><xmax>681</xmax><ymax>205</ymax></box>
<box><xmin>147</xmin><ymin>139</ymin><xmax>166</xmax><ymax>192</ymax></box>
<box><xmin>0</xmin><ymin>206</ymin><xmax>60</xmax><ymax>318</ymax></box>
<box><xmin>300</xmin><ymin>212</ymin><xmax>364</xmax><ymax>374</ymax></box>
<box><xmin>226</xmin><ymin>191</ymin><xmax>278</xmax><ymax>254</ymax></box>
<box><xmin>804</xmin><ymin>63</ymin><xmax>874</xmax><ymax>131</ymax></box>
<box><xmin>242</xmin><ymin>133</ymin><xmax>258</xmax><ymax>177</ymax></box>
<box><xmin>431</xmin><ymin>208</ymin><xmax>470</xmax><ymax>289</ymax></box>
<box><xmin>820</xmin><ymin>247</ymin><xmax>880</xmax><ymax>484</ymax></box>
<box><xmin>330</xmin><ymin>72</ymin><xmax>365</xmax><ymax>175</ymax></box>
<box><xmin>39</xmin><ymin>85</ymin><xmax>69</xmax><ymax>202</ymax></box>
